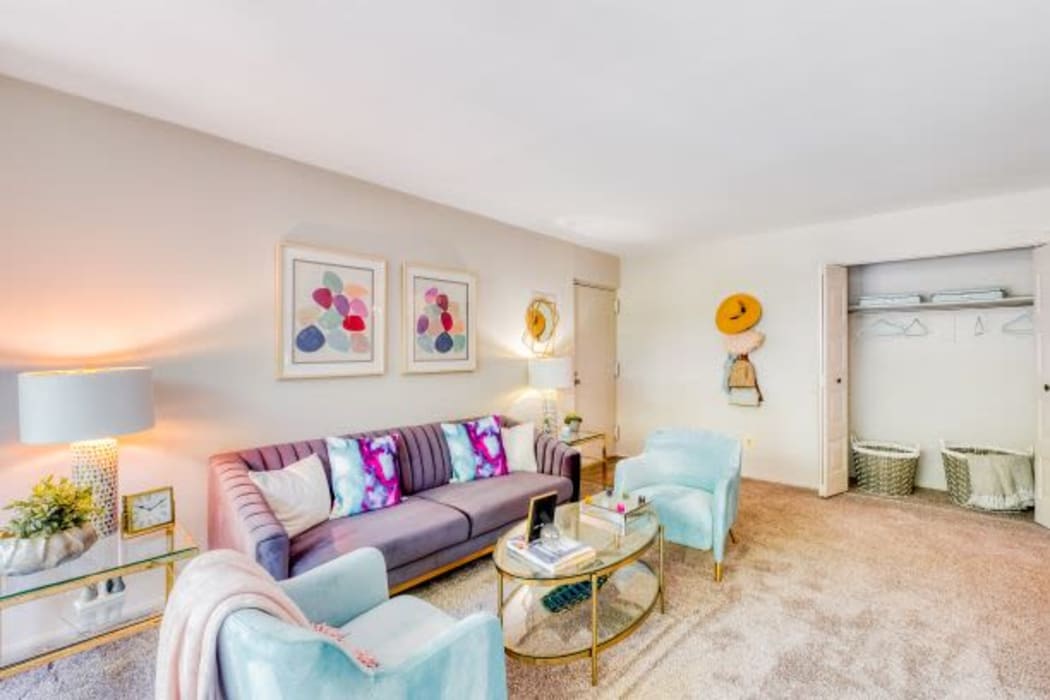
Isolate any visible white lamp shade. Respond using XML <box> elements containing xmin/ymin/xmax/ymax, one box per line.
<box><xmin>528</xmin><ymin>357</ymin><xmax>574</xmax><ymax>390</ymax></box>
<box><xmin>18</xmin><ymin>367</ymin><xmax>155</xmax><ymax>444</ymax></box>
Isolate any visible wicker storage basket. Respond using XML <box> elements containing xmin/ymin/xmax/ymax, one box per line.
<box><xmin>850</xmin><ymin>438</ymin><xmax>920</xmax><ymax>497</ymax></box>
<box><xmin>940</xmin><ymin>442</ymin><xmax>1034</xmax><ymax>511</ymax></box>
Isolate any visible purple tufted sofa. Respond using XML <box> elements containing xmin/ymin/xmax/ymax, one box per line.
<box><xmin>208</xmin><ymin>419</ymin><xmax>580</xmax><ymax>589</ymax></box>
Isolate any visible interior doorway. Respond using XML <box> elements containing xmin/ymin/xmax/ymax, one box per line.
<box><xmin>573</xmin><ymin>281</ymin><xmax>619</xmax><ymax>486</ymax></box>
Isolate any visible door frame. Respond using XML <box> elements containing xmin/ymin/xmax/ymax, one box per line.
<box><xmin>816</xmin><ymin>241</ymin><xmax>1047</xmax><ymax>498</ymax></box>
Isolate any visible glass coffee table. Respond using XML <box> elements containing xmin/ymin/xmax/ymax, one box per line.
<box><xmin>493</xmin><ymin>501</ymin><xmax>664</xmax><ymax>685</ymax></box>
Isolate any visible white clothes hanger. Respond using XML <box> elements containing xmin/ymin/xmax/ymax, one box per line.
<box><xmin>902</xmin><ymin>318</ymin><xmax>929</xmax><ymax>337</ymax></box>
<box><xmin>1002</xmin><ymin>310</ymin><xmax>1034</xmax><ymax>336</ymax></box>
<box><xmin>861</xmin><ymin>318</ymin><xmax>907</xmax><ymax>337</ymax></box>
<box><xmin>974</xmin><ymin>315</ymin><xmax>986</xmax><ymax>336</ymax></box>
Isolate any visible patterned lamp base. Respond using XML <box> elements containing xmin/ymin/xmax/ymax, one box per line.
<box><xmin>71</xmin><ymin>438</ymin><xmax>119</xmax><ymax>537</ymax></box>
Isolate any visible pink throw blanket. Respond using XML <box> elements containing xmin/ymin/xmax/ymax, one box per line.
<box><xmin>154</xmin><ymin>549</ymin><xmax>309</xmax><ymax>700</ymax></box>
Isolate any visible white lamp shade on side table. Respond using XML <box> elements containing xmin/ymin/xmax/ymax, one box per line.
<box><xmin>528</xmin><ymin>357</ymin><xmax>573</xmax><ymax>390</ymax></box>
<box><xmin>528</xmin><ymin>357</ymin><xmax>573</xmax><ymax>433</ymax></box>
<box><xmin>18</xmin><ymin>367</ymin><xmax>155</xmax><ymax>536</ymax></box>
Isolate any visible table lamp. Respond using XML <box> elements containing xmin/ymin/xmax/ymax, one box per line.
<box><xmin>18</xmin><ymin>367</ymin><xmax>154</xmax><ymax>536</ymax></box>
<box><xmin>528</xmin><ymin>357</ymin><xmax>573</xmax><ymax>434</ymax></box>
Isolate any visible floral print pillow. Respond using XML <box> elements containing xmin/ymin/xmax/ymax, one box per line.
<box><xmin>327</xmin><ymin>434</ymin><xmax>402</xmax><ymax>518</ymax></box>
<box><xmin>442</xmin><ymin>415</ymin><xmax>508</xmax><ymax>482</ymax></box>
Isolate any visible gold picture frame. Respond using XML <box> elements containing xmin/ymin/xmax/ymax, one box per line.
<box><xmin>121</xmin><ymin>486</ymin><xmax>176</xmax><ymax>538</ymax></box>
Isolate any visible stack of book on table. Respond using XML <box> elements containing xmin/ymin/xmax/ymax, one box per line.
<box><xmin>580</xmin><ymin>493</ymin><xmax>649</xmax><ymax>535</ymax></box>
<box><xmin>505</xmin><ymin>534</ymin><xmax>595</xmax><ymax>573</ymax></box>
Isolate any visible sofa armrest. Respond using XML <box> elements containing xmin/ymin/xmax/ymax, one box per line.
<box><xmin>279</xmin><ymin>548</ymin><xmax>389</xmax><ymax>627</ymax></box>
<box><xmin>208</xmin><ymin>452</ymin><xmax>290</xmax><ymax>580</ymax></box>
<box><xmin>534</xmin><ymin>432</ymin><xmax>581</xmax><ymax>501</ymax></box>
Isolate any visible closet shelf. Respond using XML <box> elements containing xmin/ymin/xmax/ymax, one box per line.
<box><xmin>847</xmin><ymin>296</ymin><xmax>1034</xmax><ymax>314</ymax></box>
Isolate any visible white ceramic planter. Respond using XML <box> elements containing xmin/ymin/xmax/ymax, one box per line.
<box><xmin>0</xmin><ymin>523</ymin><xmax>98</xmax><ymax>576</ymax></box>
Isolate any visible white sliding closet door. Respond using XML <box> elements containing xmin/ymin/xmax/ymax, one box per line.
<box><xmin>1035</xmin><ymin>245</ymin><xmax>1050</xmax><ymax>528</ymax></box>
<box><xmin>820</xmin><ymin>264</ymin><xmax>850</xmax><ymax>497</ymax></box>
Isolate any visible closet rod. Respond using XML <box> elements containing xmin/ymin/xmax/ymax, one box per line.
<box><xmin>847</xmin><ymin>296</ymin><xmax>1034</xmax><ymax>314</ymax></box>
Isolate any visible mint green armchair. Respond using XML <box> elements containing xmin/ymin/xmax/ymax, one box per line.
<box><xmin>615</xmin><ymin>429</ymin><xmax>742</xmax><ymax>582</ymax></box>
<box><xmin>217</xmin><ymin>547</ymin><xmax>507</xmax><ymax>700</ymax></box>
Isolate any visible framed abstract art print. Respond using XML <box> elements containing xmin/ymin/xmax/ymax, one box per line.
<box><xmin>277</xmin><ymin>243</ymin><xmax>386</xmax><ymax>378</ymax></box>
<box><xmin>402</xmin><ymin>263</ymin><xmax>477</xmax><ymax>373</ymax></box>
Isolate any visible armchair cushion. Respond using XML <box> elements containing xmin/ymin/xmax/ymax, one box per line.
<box><xmin>290</xmin><ymin>498</ymin><xmax>468</xmax><ymax>577</ymax></box>
<box><xmin>631</xmin><ymin>484</ymin><xmax>714</xmax><ymax>551</ymax></box>
<box><xmin>338</xmin><ymin>595</ymin><xmax>454</xmax><ymax>668</ymax></box>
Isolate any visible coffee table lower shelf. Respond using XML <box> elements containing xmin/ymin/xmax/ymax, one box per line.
<box><xmin>496</xmin><ymin>532</ymin><xmax>664</xmax><ymax>686</ymax></box>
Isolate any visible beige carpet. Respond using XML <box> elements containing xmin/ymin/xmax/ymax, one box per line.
<box><xmin>5</xmin><ymin>479</ymin><xmax>1049</xmax><ymax>699</ymax></box>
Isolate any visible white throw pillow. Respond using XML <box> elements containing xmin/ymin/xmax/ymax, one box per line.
<box><xmin>503</xmin><ymin>422</ymin><xmax>538</xmax><ymax>473</ymax></box>
<box><xmin>248</xmin><ymin>453</ymin><xmax>331</xmax><ymax>538</ymax></box>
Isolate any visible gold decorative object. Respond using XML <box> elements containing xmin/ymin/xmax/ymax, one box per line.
<box><xmin>122</xmin><ymin>486</ymin><xmax>176</xmax><ymax>537</ymax></box>
<box><xmin>522</xmin><ymin>296</ymin><xmax>559</xmax><ymax>356</ymax></box>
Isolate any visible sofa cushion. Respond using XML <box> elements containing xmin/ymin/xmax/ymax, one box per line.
<box><xmin>417</xmin><ymin>472</ymin><xmax>572</xmax><ymax>538</ymax></box>
<box><xmin>442</xmin><ymin>415</ymin><xmax>508</xmax><ymax>483</ymax></box>
<box><xmin>503</xmin><ymin>422</ymin><xmax>538</xmax><ymax>473</ymax></box>
<box><xmin>289</xmin><ymin>497</ymin><xmax>469</xmax><ymax>576</ymax></box>
<box><xmin>327</xmin><ymin>435</ymin><xmax>402</xmax><ymax>518</ymax></box>
<box><xmin>248</xmin><ymin>453</ymin><xmax>331</xmax><ymax>538</ymax></box>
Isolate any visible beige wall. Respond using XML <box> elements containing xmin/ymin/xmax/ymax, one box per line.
<box><xmin>0</xmin><ymin>76</ymin><xmax>619</xmax><ymax>550</ymax></box>
<box><xmin>619</xmin><ymin>187</ymin><xmax>1050</xmax><ymax>487</ymax></box>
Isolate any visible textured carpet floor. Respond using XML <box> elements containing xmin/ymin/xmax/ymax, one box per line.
<box><xmin>4</xmin><ymin>479</ymin><xmax>1049</xmax><ymax>699</ymax></box>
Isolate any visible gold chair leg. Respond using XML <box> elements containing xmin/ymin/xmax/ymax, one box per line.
<box><xmin>728</xmin><ymin>529</ymin><xmax>737</xmax><ymax>544</ymax></box>
<box><xmin>714</xmin><ymin>562</ymin><xmax>724</xmax><ymax>582</ymax></box>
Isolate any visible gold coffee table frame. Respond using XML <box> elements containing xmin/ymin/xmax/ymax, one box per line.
<box><xmin>493</xmin><ymin>504</ymin><xmax>664</xmax><ymax>686</ymax></box>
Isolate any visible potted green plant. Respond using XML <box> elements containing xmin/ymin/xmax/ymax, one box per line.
<box><xmin>0</xmin><ymin>476</ymin><xmax>101</xmax><ymax>576</ymax></box>
<box><xmin>564</xmin><ymin>412</ymin><xmax>583</xmax><ymax>434</ymax></box>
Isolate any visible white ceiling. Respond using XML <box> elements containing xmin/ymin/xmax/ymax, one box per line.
<box><xmin>2</xmin><ymin>1</ymin><xmax>1050</xmax><ymax>253</ymax></box>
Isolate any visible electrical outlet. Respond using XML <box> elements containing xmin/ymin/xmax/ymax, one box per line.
<box><xmin>743</xmin><ymin>435</ymin><xmax>755</xmax><ymax>449</ymax></box>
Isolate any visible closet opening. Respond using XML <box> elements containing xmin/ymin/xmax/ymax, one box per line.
<box><xmin>820</xmin><ymin>246</ymin><xmax>1047</xmax><ymax>525</ymax></box>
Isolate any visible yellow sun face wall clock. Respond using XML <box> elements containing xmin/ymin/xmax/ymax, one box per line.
<box><xmin>715</xmin><ymin>293</ymin><xmax>762</xmax><ymax>335</ymax></box>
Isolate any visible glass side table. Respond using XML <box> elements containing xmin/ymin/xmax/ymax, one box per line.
<box><xmin>561</xmin><ymin>431</ymin><xmax>609</xmax><ymax>487</ymax></box>
<box><xmin>0</xmin><ymin>524</ymin><xmax>198</xmax><ymax>679</ymax></box>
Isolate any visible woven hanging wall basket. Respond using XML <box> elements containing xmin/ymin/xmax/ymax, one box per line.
<box><xmin>851</xmin><ymin>438</ymin><xmax>920</xmax><ymax>497</ymax></box>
